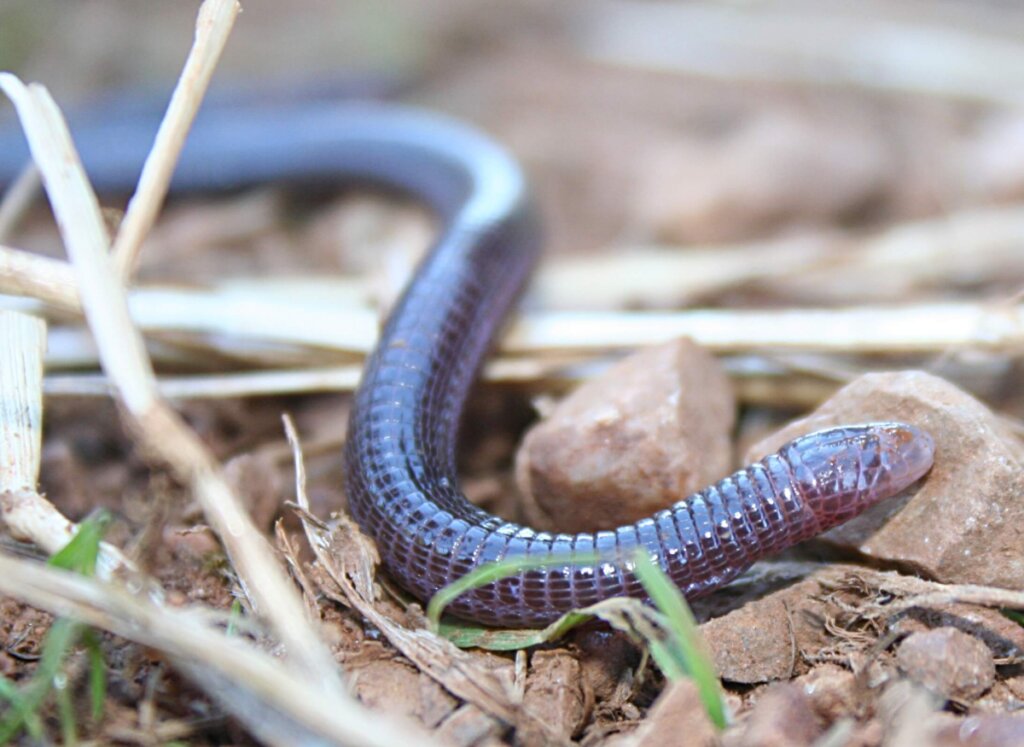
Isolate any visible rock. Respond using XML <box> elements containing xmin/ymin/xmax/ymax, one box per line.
<box><xmin>724</xmin><ymin>683</ymin><xmax>823</xmax><ymax>747</ymax></box>
<box><xmin>896</xmin><ymin>628</ymin><xmax>995</xmax><ymax>702</ymax></box>
<box><xmin>700</xmin><ymin>575</ymin><xmax>830</xmax><ymax>684</ymax></box>
<box><xmin>796</xmin><ymin>664</ymin><xmax>862</xmax><ymax>723</ymax></box>
<box><xmin>701</xmin><ymin>594</ymin><xmax>797</xmax><ymax>684</ymax></box>
<box><xmin>610</xmin><ymin>680</ymin><xmax>719</xmax><ymax>747</ymax></box>
<box><xmin>745</xmin><ymin>371</ymin><xmax>1024</xmax><ymax>589</ymax></box>
<box><xmin>877</xmin><ymin>680</ymin><xmax>957</xmax><ymax>746</ymax></box>
<box><xmin>516</xmin><ymin>338</ymin><xmax>734</xmax><ymax>531</ymax></box>
<box><xmin>350</xmin><ymin>658</ymin><xmax>457</xmax><ymax>728</ymax></box>
<box><xmin>434</xmin><ymin>705</ymin><xmax>503</xmax><ymax>747</ymax></box>
<box><xmin>933</xmin><ymin>714</ymin><xmax>1024</xmax><ymax>747</ymax></box>
<box><xmin>521</xmin><ymin>650</ymin><xmax>586</xmax><ymax>742</ymax></box>
<box><xmin>890</xmin><ymin>603</ymin><xmax>1024</xmax><ymax>661</ymax></box>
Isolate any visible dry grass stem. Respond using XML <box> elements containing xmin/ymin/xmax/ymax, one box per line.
<box><xmin>2</xmin><ymin>202</ymin><xmax>1024</xmax><ymax>378</ymax></box>
<box><xmin>43</xmin><ymin>354</ymin><xmax>591</xmax><ymax>399</ymax></box>
<box><xmin>584</xmin><ymin>2</ymin><xmax>1024</xmax><ymax>105</ymax></box>
<box><xmin>545</xmin><ymin>205</ymin><xmax>1024</xmax><ymax>308</ymax></box>
<box><xmin>0</xmin><ymin>243</ymin><xmax>81</xmax><ymax>313</ymax></box>
<box><xmin>0</xmin><ymin>553</ymin><xmax>434</xmax><ymax>747</ymax></box>
<box><xmin>1</xmin><ymin>51</ymin><xmax>350</xmax><ymax>721</ymax></box>
<box><xmin>38</xmin><ymin>355</ymin><xmax>848</xmax><ymax>411</ymax></box>
<box><xmin>0</xmin><ymin>311</ymin><xmax>134</xmax><ymax>578</ymax></box>
<box><xmin>288</xmin><ymin>438</ymin><xmax>568</xmax><ymax>741</ymax></box>
<box><xmin>505</xmin><ymin>302</ymin><xmax>1024</xmax><ymax>355</ymax></box>
<box><xmin>33</xmin><ymin>292</ymin><xmax>1024</xmax><ymax>361</ymax></box>
<box><xmin>111</xmin><ymin>0</ymin><xmax>240</xmax><ymax>282</ymax></box>
<box><xmin>0</xmin><ymin>163</ymin><xmax>40</xmax><ymax>242</ymax></box>
<box><xmin>0</xmin><ymin>311</ymin><xmax>44</xmax><ymax>491</ymax></box>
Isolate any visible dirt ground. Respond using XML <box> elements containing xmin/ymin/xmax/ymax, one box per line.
<box><xmin>4</xmin><ymin>1</ymin><xmax>1024</xmax><ymax>745</ymax></box>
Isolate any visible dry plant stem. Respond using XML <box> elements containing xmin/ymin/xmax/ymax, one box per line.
<box><xmin>43</xmin><ymin>355</ymin><xmax>588</xmax><ymax>399</ymax></box>
<box><xmin>111</xmin><ymin>0</ymin><xmax>240</xmax><ymax>283</ymax></box>
<box><xmin>0</xmin><ymin>243</ymin><xmax>80</xmax><ymax>313</ymax></box>
<box><xmin>0</xmin><ymin>553</ymin><xmax>435</xmax><ymax>747</ymax></box>
<box><xmin>284</xmin><ymin>425</ymin><xmax>565</xmax><ymax>740</ymax></box>
<box><xmin>42</xmin><ymin>362</ymin><xmax>836</xmax><ymax>410</ymax></box>
<box><xmin>544</xmin><ymin>205</ymin><xmax>1024</xmax><ymax>308</ymax></box>
<box><xmin>0</xmin><ymin>311</ymin><xmax>44</xmax><ymax>491</ymax></box>
<box><xmin>0</xmin><ymin>76</ymin><xmax>346</xmax><ymax>693</ymax></box>
<box><xmin>505</xmin><ymin>301</ymin><xmax>1024</xmax><ymax>355</ymax></box>
<box><xmin>43</xmin><ymin>290</ymin><xmax>1024</xmax><ymax>357</ymax></box>
<box><xmin>817</xmin><ymin>566</ymin><xmax>1024</xmax><ymax>620</ymax></box>
<box><xmin>0</xmin><ymin>310</ymin><xmax>133</xmax><ymax>578</ymax></box>
<box><xmin>1</xmin><ymin>255</ymin><xmax>1023</xmax><ymax>367</ymax></box>
<box><xmin>0</xmin><ymin>163</ymin><xmax>41</xmax><ymax>242</ymax></box>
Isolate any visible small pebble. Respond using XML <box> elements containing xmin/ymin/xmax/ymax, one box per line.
<box><xmin>896</xmin><ymin>628</ymin><xmax>995</xmax><ymax>702</ymax></box>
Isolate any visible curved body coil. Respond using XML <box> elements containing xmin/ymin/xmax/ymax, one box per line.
<box><xmin>0</xmin><ymin>100</ymin><xmax>935</xmax><ymax>627</ymax></box>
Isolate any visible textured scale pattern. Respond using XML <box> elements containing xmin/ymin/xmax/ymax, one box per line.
<box><xmin>334</xmin><ymin>109</ymin><xmax>937</xmax><ymax>627</ymax></box>
<box><xmin>0</xmin><ymin>101</ymin><xmax>936</xmax><ymax>628</ymax></box>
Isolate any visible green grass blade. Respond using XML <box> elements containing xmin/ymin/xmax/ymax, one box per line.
<box><xmin>426</xmin><ymin>551</ymin><xmax>604</xmax><ymax>631</ymax></box>
<box><xmin>0</xmin><ymin>513</ymin><xmax>116</xmax><ymax>742</ymax></box>
<box><xmin>83</xmin><ymin>629</ymin><xmax>106</xmax><ymax>721</ymax></box>
<box><xmin>48</xmin><ymin>510</ymin><xmax>111</xmax><ymax>576</ymax></box>
<box><xmin>1002</xmin><ymin>609</ymin><xmax>1024</xmax><ymax>627</ymax></box>
<box><xmin>0</xmin><ymin>674</ymin><xmax>43</xmax><ymax>741</ymax></box>
<box><xmin>645</xmin><ymin>637</ymin><xmax>689</xmax><ymax>681</ymax></box>
<box><xmin>0</xmin><ymin>618</ymin><xmax>82</xmax><ymax>741</ymax></box>
<box><xmin>54</xmin><ymin>671</ymin><xmax>77</xmax><ymax>747</ymax></box>
<box><xmin>226</xmin><ymin>599</ymin><xmax>243</xmax><ymax>637</ymax></box>
<box><xmin>632</xmin><ymin>550</ymin><xmax>728</xmax><ymax>729</ymax></box>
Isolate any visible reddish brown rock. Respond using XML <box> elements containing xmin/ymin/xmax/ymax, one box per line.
<box><xmin>745</xmin><ymin>371</ymin><xmax>1024</xmax><ymax>589</ymax></box>
<box><xmin>796</xmin><ymin>664</ymin><xmax>862</xmax><ymax>722</ymax></box>
<box><xmin>890</xmin><ymin>603</ymin><xmax>1024</xmax><ymax>661</ymax></box>
<box><xmin>350</xmin><ymin>658</ymin><xmax>457</xmax><ymax>728</ymax></box>
<box><xmin>724</xmin><ymin>682</ymin><xmax>823</xmax><ymax>747</ymax></box>
<box><xmin>521</xmin><ymin>650</ymin><xmax>586</xmax><ymax>742</ymax></box>
<box><xmin>223</xmin><ymin>453</ymin><xmax>285</xmax><ymax>532</ymax></box>
<box><xmin>516</xmin><ymin>338</ymin><xmax>734</xmax><ymax>531</ymax></box>
<box><xmin>434</xmin><ymin>705</ymin><xmax>503</xmax><ymax>747</ymax></box>
<box><xmin>896</xmin><ymin>628</ymin><xmax>995</xmax><ymax>702</ymax></box>
<box><xmin>609</xmin><ymin>680</ymin><xmax>719</xmax><ymax>747</ymax></box>
<box><xmin>934</xmin><ymin>714</ymin><xmax>1024</xmax><ymax>747</ymax></box>
<box><xmin>700</xmin><ymin>575</ymin><xmax>830</xmax><ymax>684</ymax></box>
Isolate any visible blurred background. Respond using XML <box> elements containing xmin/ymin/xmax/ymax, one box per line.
<box><xmin>5</xmin><ymin>0</ymin><xmax>1024</xmax><ymax>420</ymax></box>
<box><xmin>6</xmin><ymin>0</ymin><xmax>1024</xmax><ymax>258</ymax></box>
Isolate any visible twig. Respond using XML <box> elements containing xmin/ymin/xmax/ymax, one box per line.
<box><xmin>34</xmin><ymin>287</ymin><xmax>1024</xmax><ymax>358</ymax></box>
<box><xmin>42</xmin><ymin>354</ymin><xmax>589</xmax><ymax>398</ymax></box>
<box><xmin>0</xmin><ymin>311</ymin><xmax>44</xmax><ymax>492</ymax></box>
<box><xmin>111</xmin><ymin>0</ymin><xmax>240</xmax><ymax>282</ymax></box>
<box><xmin>505</xmin><ymin>302</ymin><xmax>1024</xmax><ymax>355</ymax></box>
<box><xmin>542</xmin><ymin>206</ymin><xmax>1024</xmax><ymax>309</ymax></box>
<box><xmin>0</xmin><ymin>65</ymin><xmax>346</xmax><ymax>705</ymax></box>
<box><xmin>0</xmin><ymin>310</ymin><xmax>134</xmax><ymax>579</ymax></box>
<box><xmin>0</xmin><ymin>553</ymin><xmax>434</xmax><ymax>747</ymax></box>
<box><xmin>0</xmin><ymin>243</ymin><xmax>80</xmax><ymax>313</ymax></box>
<box><xmin>0</xmin><ymin>163</ymin><xmax>41</xmax><ymax>242</ymax></box>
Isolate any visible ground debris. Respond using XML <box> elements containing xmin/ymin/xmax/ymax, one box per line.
<box><xmin>896</xmin><ymin>628</ymin><xmax>996</xmax><ymax>702</ymax></box>
<box><xmin>604</xmin><ymin>680</ymin><xmax>719</xmax><ymax>747</ymax></box>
